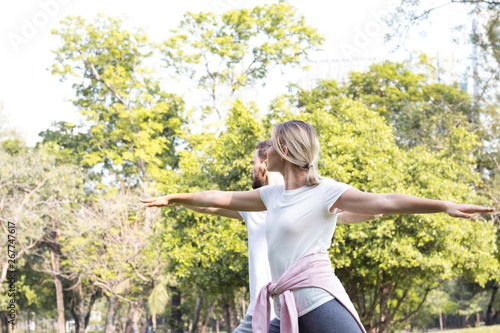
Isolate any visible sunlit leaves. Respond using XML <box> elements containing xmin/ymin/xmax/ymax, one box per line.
<box><xmin>162</xmin><ymin>3</ymin><xmax>324</xmax><ymax>100</ymax></box>
<box><xmin>51</xmin><ymin>16</ymin><xmax>184</xmax><ymax>187</ymax></box>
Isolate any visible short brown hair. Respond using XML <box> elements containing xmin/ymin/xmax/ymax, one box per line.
<box><xmin>255</xmin><ymin>139</ymin><xmax>271</xmax><ymax>161</ymax></box>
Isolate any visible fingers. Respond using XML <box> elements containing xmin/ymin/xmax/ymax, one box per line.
<box><xmin>140</xmin><ymin>198</ymin><xmax>160</xmax><ymax>207</ymax></box>
<box><xmin>464</xmin><ymin>206</ymin><xmax>494</xmax><ymax>213</ymax></box>
<box><xmin>452</xmin><ymin>211</ymin><xmax>472</xmax><ymax>219</ymax></box>
<box><xmin>140</xmin><ymin>197</ymin><xmax>174</xmax><ymax>208</ymax></box>
<box><xmin>458</xmin><ymin>205</ymin><xmax>494</xmax><ymax>214</ymax></box>
<box><xmin>448</xmin><ymin>204</ymin><xmax>494</xmax><ymax>218</ymax></box>
<box><xmin>450</xmin><ymin>206</ymin><xmax>494</xmax><ymax>218</ymax></box>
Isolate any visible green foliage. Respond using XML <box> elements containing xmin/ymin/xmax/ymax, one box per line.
<box><xmin>425</xmin><ymin>289</ymin><xmax>458</xmax><ymax>317</ymax></box>
<box><xmin>164</xmin><ymin>208</ymin><xmax>248</xmax><ymax>296</ymax></box>
<box><xmin>38</xmin><ymin>121</ymin><xmax>91</xmax><ymax>166</ymax></box>
<box><xmin>162</xmin><ymin>2</ymin><xmax>324</xmax><ymax>117</ymax></box>
<box><xmin>0</xmin><ymin>139</ymin><xmax>88</xmax><ymax>325</ymax></box>
<box><xmin>148</xmin><ymin>275</ymin><xmax>172</xmax><ymax>316</ymax></box>
<box><xmin>346</xmin><ymin>59</ymin><xmax>480</xmax><ymax>153</ymax></box>
<box><xmin>60</xmin><ymin>188</ymin><xmax>166</xmax><ymax>305</ymax></box>
<box><xmin>1</xmin><ymin>138</ymin><xmax>26</xmax><ymax>155</ymax></box>
<box><xmin>51</xmin><ymin>15</ymin><xmax>184</xmax><ymax>187</ymax></box>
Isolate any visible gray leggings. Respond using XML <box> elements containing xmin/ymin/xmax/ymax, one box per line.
<box><xmin>268</xmin><ymin>299</ymin><xmax>363</xmax><ymax>333</ymax></box>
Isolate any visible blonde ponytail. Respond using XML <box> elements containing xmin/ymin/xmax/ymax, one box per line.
<box><xmin>305</xmin><ymin>164</ymin><xmax>320</xmax><ymax>186</ymax></box>
<box><xmin>271</xmin><ymin>120</ymin><xmax>322</xmax><ymax>186</ymax></box>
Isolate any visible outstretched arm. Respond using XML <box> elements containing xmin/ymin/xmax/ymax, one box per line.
<box><xmin>140</xmin><ymin>189</ymin><xmax>266</xmax><ymax>212</ymax></box>
<box><xmin>180</xmin><ymin>204</ymin><xmax>243</xmax><ymax>220</ymax></box>
<box><xmin>338</xmin><ymin>212</ymin><xmax>383</xmax><ymax>224</ymax></box>
<box><xmin>332</xmin><ymin>188</ymin><xmax>494</xmax><ymax>218</ymax></box>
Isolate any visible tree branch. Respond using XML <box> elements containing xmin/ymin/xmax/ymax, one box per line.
<box><xmin>75</xmin><ymin>46</ymin><xmax>128</xmax><ymax>106</ymax></box>
<box><xmin>393</xmin><ymin>287</ymin><xmax>432</xmax><ymax>325</ymax></box>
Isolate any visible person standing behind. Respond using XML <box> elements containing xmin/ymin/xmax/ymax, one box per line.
<box><xmin>179</xmin><ymin>140</ymin><xmax>281</xmax><ymax>333</ymax></box>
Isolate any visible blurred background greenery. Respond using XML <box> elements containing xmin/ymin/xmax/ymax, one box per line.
<box><xmin>1</xmin><ymin>1</ymin><xmax>500</xmax><ymax>332</ymax></box>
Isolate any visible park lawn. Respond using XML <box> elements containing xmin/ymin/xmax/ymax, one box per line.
<box><xmin>445</xmin><ymin>326</ymin><xmax>500</xmax><ymax>333</ymax></box>
<box><xmin>409</xmin><ymin>326</ymin><xmax>500</xmax><ymax>333</ymax></box>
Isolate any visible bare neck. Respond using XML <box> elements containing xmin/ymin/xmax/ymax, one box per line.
<box><xmin>282</xmin><ymin>163</ymin><xmax>307</xmax><ymax>190</ymax></box>
<box><xmin>266</xmin><ymin>171</ymin><xmax>284</xmax><ymax>186</ymax></box>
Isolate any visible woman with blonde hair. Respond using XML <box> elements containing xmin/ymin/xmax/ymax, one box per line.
<box><xmin>141</xmin><ymin>120</ymin><xmax>493</xmax><ymax>333</ymax></box>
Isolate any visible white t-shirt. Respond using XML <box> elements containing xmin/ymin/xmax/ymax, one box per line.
<box><xmin>259</xmin><ymin>177</ymin><xmax>352</xmax><ymax>318</ymax></box>
<box><xmin>238</xmin><ymin>211</ymin><xmax>272</xmax><ymax>317</ymax></box>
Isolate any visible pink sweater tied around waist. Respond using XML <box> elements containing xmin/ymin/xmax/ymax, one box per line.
<box><xmin>252</xmin><ymin>252</ymin><xmax>366</xmax><ymax>333</ymax></box>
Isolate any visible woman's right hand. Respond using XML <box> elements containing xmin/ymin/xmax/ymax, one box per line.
<box><xmin>140</xmin><ymin>195</ymin><xmax>175</xmax><ymax>208</ymax></box>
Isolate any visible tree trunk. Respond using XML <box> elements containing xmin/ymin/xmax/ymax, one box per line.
<box><xmin>476</xmin><ymin>312</ymin><xmax>480</xmax><ymax>327</ymax></box>
<box><xmin>486</xmin><ymin>284</ymin><xmax>499</xmax><ymax>325</ymax></box>
<box><xmin>7</xmin><ymin>319</ymin><xmax>15</xmax><ymax>333</ymax></box>
<box><xmin>125</xmin><ymin>289</ymin><xmax>150</xmax><ymax>333</ymax></box>
<box><xmin>377</xmin><ymin>285</ymin><xmax>391</xmax><ymax>333</ymax></box>
<box><xmin>151</xmin><ymin>314</ymin><xmax>156</xmax><ymax>332</ymax></box>
<box><xmin>190</xmin><ymin>294</ymin><xmax>202</xmax><ymax>333</ymax></box>
<box><xmin>105</xmin><ymin>294</ymin><xmax>117</xmax><ymax>333</ymax></box>
<box><xmin>50</xmin><ymin>246</ymin><xmax>66</xmax><ymax>333</ymax></box>
<box><xmin>222</xmin><ymin>295</ymin><xmax>237</xmax><ymax>333</ymax></box>
<box><xmin>169</xmin><ymin>287</ymin><xmax>183</xmax><ymax>333</ymax></box>
<box><xmin>132</xmin><ymin>306</ymin><xmax>142</xmax><ymax>331</ymax></box>
<box><xmin>84</xmin><ymin>290</ymin><xmax>97</xmax><ymax>329</ymax></box>
<box><xmin>77</xmin><ymin>283</ymin><xmax>86</xmax><ymax>333</ymax></box>
<box><xmin>0</xmin><ymin>312</ymin><xmax>4</xmax><ymax>333</ymax></box>
<box><xmin>69</xmin><ymin>291</ymin><xmax>83</xmax><ymax>333</ymax></box>
<box><xmin>439</xmin><ymin>313</ymin><xmax>443</xmax><ymax>331</ymax></box>
<box><xmin>115</xmin><ymin>301</ymin><xmax>123</xmax><ymax>333</ymax></box>
<box><xmin>200</xmin><ymin>301</ymin><xmax>215</xmax><ymax>333</ymax></box>
<box><xmin>125</xmin><ymin>302</ymin><xmax>134</xmax><ymax>333</ymax></box>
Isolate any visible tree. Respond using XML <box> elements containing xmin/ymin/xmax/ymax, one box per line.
<box><xmin>417</xmin><ymin>288</ymin><xmax>458</xmax><ymax>330</ymax></box>
<box><xmin>386</xmin><ymin>4</ymin><xmax>500</xmax><ymax>321</ymax></box>
<box><xmin>0</xmin><ymin>139</ymin><xmax>89</xmax><ymax>333</ymax></box>
<box><xmin>61</xmin><ymin>188</ymin><xmax>167</xmax><ymax>333</ymax></box>
<box><xmin>386</xmin><ymin>0</ymin><xmax>500</xmax><ymax>96</ymax></box>
<box><xmin>38</xmin><ymin>121</ymin><xmax>91</xmax><ymax>167</ymax></box>
<box><xmin>51</xmin><ymin>15</ymin><xmax>184</xmax><ymax>188</ymax></box>
<box><xmin>345</xmin><ymin>57</ymin><xmax>480</xmax><ymax>152</ymax></box>
<box><xmin>162</xmin><ymin>2</ymin><xmax>324</xmax><ymax>118</ymax></box>
<box><xmin>50</xmin><ymin>16</ymin><xmax>189</xmax><ymax>331</ymax></box>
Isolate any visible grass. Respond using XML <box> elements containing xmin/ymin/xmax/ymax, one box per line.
<box><xmin>407</xmin><ymin>325</ymin><xmax>500</xmax><ymax>333</ymax></box>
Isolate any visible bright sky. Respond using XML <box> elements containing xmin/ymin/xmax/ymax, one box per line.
<box><xmin>0</xmin><ymin>0</ymin><xmax>472</xmax><ymax>146</ymax></box>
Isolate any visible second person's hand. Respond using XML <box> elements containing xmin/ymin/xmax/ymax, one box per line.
<box><xmin>140</xmin><ymin>195</ymin><xmax>175</xmax><ymax>208</ymax></box>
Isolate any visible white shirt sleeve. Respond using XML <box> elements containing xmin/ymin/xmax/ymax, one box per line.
<box><xmin>259</xmin><ymin>184</ymin><xmax>282</xmax><ymax>208</ymax></box>
<box><xmin>321</xmin><ymin>178</ymin><xmax>353</xmax><ymax>214</ymax></box>
<box><xmin>237</xmin><ymin>211</ymin><xmax>247</xmax><ymax>221</ymax></box>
